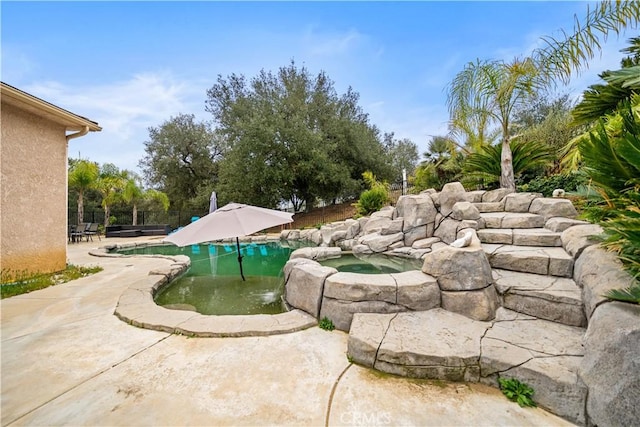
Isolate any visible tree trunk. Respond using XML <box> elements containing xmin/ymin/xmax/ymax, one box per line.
<box><xmin>132</xmin><ymin>204</ymin><xmax>138</xmax><ymax>226</ymax></box>
<box><xmin>104</xmin><ymin>205</ymin><xmax>111</xmax><ymax>228</ymax></box>
<box><xmin>500</xmin><ymin>136</ymin><xmax>516</xmax><ymax>191</ymax></box>
<box><xmin>77</xmin><ymin>189</ymin><xmax>84</xmax><ymax>226</ymax></box>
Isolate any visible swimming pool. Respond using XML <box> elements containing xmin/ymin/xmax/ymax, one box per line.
<box><xmin>117</xmin><ymin>241</ymin><xmax>311</xmax><ymax>315</ymax></box>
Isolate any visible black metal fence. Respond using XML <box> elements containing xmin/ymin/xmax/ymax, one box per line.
<box><xmin>70</xmin><ymin>184</ymin><xmax>416</xmax><ymax>231</ymax></box>
<box><xmin>68</xmin><ymin>210</ymin><xmax>207</xmax><ymax>230</ymax></box>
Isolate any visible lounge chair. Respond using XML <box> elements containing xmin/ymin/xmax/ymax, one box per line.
<box><xmin>83</xmin><ymin>222</ymin><xmax>100</xmax><ymax>242</ymax></box>
<box><xmin>68</xmin><ymin>224</ymin><xmax>84</xmax><ymax>243</ymax></box>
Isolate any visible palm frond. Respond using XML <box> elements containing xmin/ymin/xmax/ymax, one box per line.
<box><xmin>534</xmin><ymin>1</ymin><xmax>640</xmax><ymax>84</ymax></box>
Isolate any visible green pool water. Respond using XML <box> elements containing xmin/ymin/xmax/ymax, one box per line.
<box><xmin>116</xmin><ymin>241</ymin><xmax>309</xmax><ymax>315</ymax></box>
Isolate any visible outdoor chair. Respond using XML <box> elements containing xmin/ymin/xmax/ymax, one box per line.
<box><xmin>84</xmin><ymin>222</ymin><xmax>100</xmax><ymax>242</ymax></box>
<box><xmin>68</xmin><ymin>224</ymin><xmax>84</xmax><ymax>243</ymax></box>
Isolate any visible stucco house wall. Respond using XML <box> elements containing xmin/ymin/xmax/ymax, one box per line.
<box><xmin>1</xmin><ymin>83</ymin><xmax>100</xmax><ymax>278</ymax></box>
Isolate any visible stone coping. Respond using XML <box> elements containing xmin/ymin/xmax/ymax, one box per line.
<box><xmin>91</xmin><ymin>242</ymin><xmax>317</xmax><ymax>337</ymax></box>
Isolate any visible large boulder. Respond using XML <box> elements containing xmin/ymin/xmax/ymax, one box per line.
<box><xmin>504</xmin><ymin>192</ymin><xmax>542</xmax><ymax>213</ymax></box>
<box><xmin>561</xmin><ymin>224</ymin><xmax>603</xmax><ymax>259</ymax></box>
<box><xmin>465</xmin><ymin>190</ymin><xmax>486</xmax><ymax>203</ymax></box>
<box><xmin>529</xmin><ymin>198</ymin><xmax>578</xmax><ymax>221</ymax></box>
<box><xmin>545</xmin><ymin>217</ymin><xmax>589</xmax><ymax>233</ymax></box>
<box><xmin>421</xmin><ymin>242</ymin><xmax>492</xmax><ymax>291</ymax></box>
<box><xmin>580</xmin><ymin>302</ymin><xmax>640</xmax><ymax>427</ymax></box>
<box><xmin>392</xmin><ymin>270</ymin><xmax>441</xmax><ymax>311</ymax></box>
<box><xmin>344</xmin><ymin>219</ymin><xmax>361</xmax><ymax>240</ymax></box>
<box><xmin>381</xmin><ymin>218</ymin><xmax>404</xmax><ymax>235</ymax></box>
<box><xmin>371</xmin><ymin>206</ymin><xmax>395</xmax><ymax>219</ymax></box>
<box><xmin>441</xmin><ymin>285</ymin><xmax>498</xmax><ymax>321</ymax></box>
<box><xmin>403</xmin><ymin>225</ymin><xmax>428</xmax><ymax>247</ymax></box>
<box><xmin>395</xmin><ymin>195</ymin><xmax>437</xmax><ymax>232</ymax></box>
<box><xmin>323</xmin><ymin>272</ymin><xmax>396</xmax><ymax>304</ymax></box>
<box><xmin>432</xmin><ymin>218</ymin><xmax>462</xmax><ymax>245</ymax></box>
<box><xmin>360</xmin><ymin>232</ymin><xmax>404</xmax><ymax>253</ymax></box>
<box><xmin>573</xmin><ymin>245</ymin><xmax>636</xmax><ymax>320</ymax></box>
<box><xmin>289</xmin><ymin>246</ymin><xmax>342</xmax><ymax>261</ymax></box>
<box><xmin>451</xmin><ymin>201</ymin><xmax>481</xmax><ymax>221</ymax></box>
<box><xmin>438</xmin><ymin>182</ymin><xmax>467</xmax><ymax>217</ymax></box>
<box><xmin>482</xmin><ymin>188</ymin><xmax>513</xmax><ymax>203</ymax></box>
<box><xmin>362</xmin><ymin>216</ymin><xmax>393</xmax><ymax>235</ymax></box>
<box><xmin>284</xmin><ymin>263</ymin><xmax>337</xmax><ymax>317</ymax></box>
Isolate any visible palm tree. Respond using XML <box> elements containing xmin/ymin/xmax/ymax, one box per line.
<box><xmin>447</xmin><ymin>58</ymin><xmax>539</xmax><ymax>191</ymax></box>
<box><xmin>121</xmin><ymin>173</ymin><xmax>144</xmax><ymax>226</ymax></box>
<box><xmin>122</xmin><ymin>174</ymin><xmax>171</xmax><ymax>226</ymax></box>
<box><xmin>96</xmin><ymin>164</ymin><xmax>127</xmax><ymax>227</ymax></box>
<box><xmin>533</xmin><ymin>1</ymin><xmax>640</xmax><ymax>85</ymax></box>
<box><xmin>463</xmin><ymin>138</ymin><xmax>554</xmax><ymax>188</ymax></box>
<box><xmin>68</xmin><ymin>160</ymin><xmax>99</xmax><ymax>225</ymax></box>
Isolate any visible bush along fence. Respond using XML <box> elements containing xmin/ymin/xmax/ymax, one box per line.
<box><xmin>71</xmin><ymin>185</ymin><xmax>413</xmax><ymax>233</ymax></box>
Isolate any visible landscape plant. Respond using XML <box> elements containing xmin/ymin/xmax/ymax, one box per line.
<box><xmin>1</xmin><ymin>265</ymin><xmax>103</xmax><ymax>299</ymax></box>
<box><xmin>462</xmin><ymin>138</ymin><xmax>553</xmax><ymax>189</ymax></box>
<box><xmin>498</xmin><ymin>377</ymin><xmax>536</xmax><ymax>408</ymax></box>
<box><xmin>354</xmin><ymin>171</ymin><xmax>390</xmax><ymax>217</ymax></box>
<box><xmin>318</xmin><ymin>316</ymin><xmax>335</xmax><ymax>331</ymax></box>
<box><xmin>68</xmin><ymin>159</ymin><xmax>99</xmax><ymax>225</ymax></box>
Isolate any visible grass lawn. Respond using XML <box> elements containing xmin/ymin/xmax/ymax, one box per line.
<box><xmin>1</xmin><ymin>265</ymin><xmax>103</xmax><ymax>299</ymax></box>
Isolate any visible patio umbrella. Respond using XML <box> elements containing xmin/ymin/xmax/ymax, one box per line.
<box><xmin>163</xmin><ymin>203</ymin><xmax>293</xmax><ymax>280</ymax></box>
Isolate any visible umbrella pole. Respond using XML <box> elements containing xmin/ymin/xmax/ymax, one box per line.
<box><xmin>236</xmin><ymin>237</ymin><xmax>246</xmax><ymax>281</ymax></box>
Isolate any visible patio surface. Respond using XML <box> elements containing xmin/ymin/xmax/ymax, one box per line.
<box><xmin>1</xmin><ymin>237</ymin><xmax>573</xmax><ymax>426</ymax></box>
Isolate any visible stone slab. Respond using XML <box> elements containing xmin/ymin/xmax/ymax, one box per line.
<box><xmin>373</xmin><ymin>309</ymin><xmax>490</xmax><ymax>382</ymax></box>
<box><xmin>492</xmin><ymin>269</ymin><xmax>585</xmax><ymax>327</ymax></box>
<box><xmin>483</xmin><ymin>244</ymin><xmax>574</xmax><ymax>277</ymax></box>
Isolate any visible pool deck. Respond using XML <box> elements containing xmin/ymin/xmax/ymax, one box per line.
<box><xmin>1</xmin><ymin>237</ymin><xmax>573</xmax><ymax>426</ymax></box>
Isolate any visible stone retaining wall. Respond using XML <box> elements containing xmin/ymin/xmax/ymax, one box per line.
<box><xmin>282</xmin><ymin>183</ymin><xmax>639</xmax><ymax>426</ymax></box>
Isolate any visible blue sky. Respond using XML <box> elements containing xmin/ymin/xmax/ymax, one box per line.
<box><xmin>2</xmin><ymin>1</ymin><xmax>633</xmax><ymax>175</ymax></box>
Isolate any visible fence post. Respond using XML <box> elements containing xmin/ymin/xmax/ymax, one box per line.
<box><xmin>402</xmin><ymin>168</ymin><xmax>407</xmax><ymax>196</ymax></box>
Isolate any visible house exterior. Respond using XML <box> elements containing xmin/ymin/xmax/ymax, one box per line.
<box><xmin>1</xmin><ymin>82</ymin><xmax>101</xmax><ymax>278</ymax></box>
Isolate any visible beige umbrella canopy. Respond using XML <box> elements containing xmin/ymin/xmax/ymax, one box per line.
<box><xmin>163</xmin><ymin>203</ymin><xmax>294</xmax><ymax>280</ymax></box>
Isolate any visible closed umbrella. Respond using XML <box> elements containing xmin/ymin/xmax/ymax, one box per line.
<box><xmin>209</xmin><ymin>191</ymin><xmax>217</xmax><ymax>214</ymax></box>
<box><xmin>164</xmin><ymin>203</ymin><xmax>293</xmax><ymax>280</ymax></box>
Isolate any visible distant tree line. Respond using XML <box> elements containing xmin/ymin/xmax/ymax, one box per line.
<box><xmin>139</xmin><ymin>61</ymin><xmax>419</xmax><ymax>213</ymax></box>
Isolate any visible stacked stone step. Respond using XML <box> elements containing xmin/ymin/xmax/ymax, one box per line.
<box><xmin>347</xmin><ymin>308</ymin><xmax>588</xmax><ymax>426</ymax></box>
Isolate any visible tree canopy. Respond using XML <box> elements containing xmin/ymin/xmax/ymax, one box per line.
<box><xmin>139</xmin><ymin>113</ymin><xmax>223</xmax><ymax>211</ymax></box>
<box><xmin>205</xmin><ymin>61</ymin><xmax>393</xmax><ymax>211</ymax></box>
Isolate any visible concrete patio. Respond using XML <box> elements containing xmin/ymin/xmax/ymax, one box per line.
<box><xmin>1</xmin><ymin>237</ymin><xmax>573</xmax><ymax>426</ymax></box>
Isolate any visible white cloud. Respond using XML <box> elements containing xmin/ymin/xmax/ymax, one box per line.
<box><xmin>303</xmin><ymin>26</ymin><xmax>364</xmax><ymax>57</ymax></box>
<box><xmin>1</xmin><ymin>43</ymin><xmax>38</xmax><ymax>83</ymax></box>
<box><xmin>24</xmin><ymin>72</ymin><xmax>205</xmax><ymax>174</ymax></box>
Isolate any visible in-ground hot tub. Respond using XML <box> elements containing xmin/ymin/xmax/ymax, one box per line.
<box><xmin>284</xmin><ymin>247</ymin><xmax>441</xmax><ymax>331</ymax></box>
<box><xmin>318</xmin><ymin>252</ymin><xmax>422</xmax><ymax>274</ymax></box>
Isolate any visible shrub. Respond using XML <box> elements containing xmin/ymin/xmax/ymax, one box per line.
<box><xmin>518</xmin><ymin>172</ymin><xmax>587</xmax><ymax>197</ymax></box>
<box><xmin>355</xmin><ymin>187</ymin><xmax>388</xmax><ymax>217</ymax></box>
<box><xmin>319</xmin><ymin>316</ymin><xmax>335</xmax><ymax>331</ymax></box>
<box><xmin>354</xmin><ymin>171</ymin><xmax>390</xmax><ymax>217</ymax></box>
<box><xmin>498</xmin><ymin>377</ymin><xmax>536</xmax><ymax>407</ymax></box>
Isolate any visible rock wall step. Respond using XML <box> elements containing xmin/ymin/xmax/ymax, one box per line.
<box><xmin>480</xmin><ymin>212</ymin><xmax>546</xmax><ymax>229</ymax></box>
<box><xmin>492</xmin><ymin>269</ymin><xmax>586</xmax><ymax>327</ymax></box>
<box><xmin>482</xmin><ymin>244</ymin><xmax>574</xmax><ymax>277</ymax></box>
<box><xmin>347</xmin><ymin>308</ymin><xmax>587</xmax><ymax>425</ymax></box>
<box><xmin>478</xmin><ymin>228</ymin><xmax>562</xmax><ymax>247</ymax></box>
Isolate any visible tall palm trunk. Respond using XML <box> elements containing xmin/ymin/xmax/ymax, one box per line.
<box><xmin>104</xmin><ymin>205</ymin><xmax>111</xmax><ymax>228</ymax></box>
<box><xmin>500</xmin><ymin>139</ymin><xmax>516</xmax><ymax>191</ymax></box>
<box><xmin>77</xmin><ymin>188</ymin><xmax>84</xmax><ymax>226</ymax></box>
<box><xmin>77</xmin><ymin>188</ymin><xmax>84</xmax><ymax>225</ymax></box>
<box><xmin>132</xmin><ymin>204</ymin><xmax>138</xmax><ymax>226</ymax></box>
